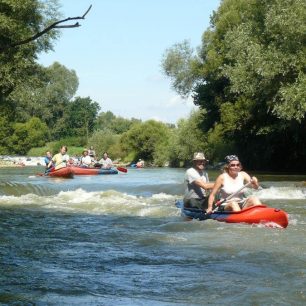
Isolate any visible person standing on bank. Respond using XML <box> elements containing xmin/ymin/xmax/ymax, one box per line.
<box><xmin>183</xmin><ymin>152</ymin><xmax>214</xmax><ymax>211</ymax></box>
<box><xmin>207</xmin><ymin>155</ymin><xmax>261</xmax><ymax>213</ymax></box>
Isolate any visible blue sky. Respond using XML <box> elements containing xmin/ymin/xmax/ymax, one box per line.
<box><xmin>39</xmin><ymin>0</ymin><xmax>221</xmax><ymax>124</ymax></box>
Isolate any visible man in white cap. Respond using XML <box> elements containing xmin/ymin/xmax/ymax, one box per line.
<box><xmin>183</xmin><ymin>152</ymin><xmax>214</xmax><ymax>211</ymax></box>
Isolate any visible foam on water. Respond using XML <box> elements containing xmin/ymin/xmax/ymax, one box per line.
<box><xmin>0</xmin><ymin>188</ymin><xmax>179</xmax><ymax>218</ymax></box>
<box><xmin>0</xmin><ymin>185</ymin><xmax>304</xmax><ymax>219</ymax></box>
<box><xmin>254</xmin><ymin>186</ymin><xmax>306</xmax><ymax>199</ymax></box>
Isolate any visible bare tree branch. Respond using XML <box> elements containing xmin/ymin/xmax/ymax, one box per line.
<box><xmin>0</xmin><ymin>5</ymin><xmax>92</xmax><ymax>52</ymax></box>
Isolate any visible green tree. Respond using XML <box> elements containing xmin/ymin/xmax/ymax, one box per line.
<box><xmin>65</xmin><ymin>96</ymin><xmax>100</xmax><ymax>141</ymax></box>
<box><xmin>0</xmin><ymin>0</ymin><xmax>60</xmax><ymax>154</ymax></box>
<box><xmin>88</xmin><ymin>130</ymin><xmax>121</xmax><ymax>160</ymax></box>
<box><xmin>162</xmin><ymin>0</ymin><xmax>306</xmax><ymax>171</ymax></box>
<box><xmin>8</xmin><ymin>117</ymin><xmax>49</xmax><ymax>155</ymax></box>
<box><xmin>96</xmin><ymin>111</ymin><xmax>141</xmax><ymax>134</ymax></box>
<box><xmin>0</xmin><ymin>1</ymin><xmax>92</xmax><ymax>154</ymax></box>
<box><xmin>169</xmin><ymin>110</ymin><xmax>210</xmax><ymax>167</ymax></box>
<box><xmin>9</xmin><ymin>62</ymin><xmax>79</xmax><ymax>129</ymax></box>
<box><xmin>162</xmin><ymin>40</ymin><xmax>199</xmax><ymax>98</ymax></box>
<box><xmin>120</xmin><ymin>120</ymin><xmax>171</xmax><ymax>163</ymax></box>
<box><xmin>0</xmin><ymin>112</ymin><xmax>14</xmax><ymax>154</ymax></box>
<box><xmin>0</xmin><ymin>0</ymin><xmax>60</xmax><ymax>97</ymax></box>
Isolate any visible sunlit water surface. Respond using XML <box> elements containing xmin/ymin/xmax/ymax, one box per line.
<box><xmin>0</xmin><ymin>167</ymin><xmax>305</xmax><ymax>305</ymax></box>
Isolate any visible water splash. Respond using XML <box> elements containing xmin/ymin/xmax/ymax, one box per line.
<box><xmin>0</xmin><ymin>189</ymin><xmax>179</xmax><ymax>218</ymax></box>
<box><xmin>256</xmin><ymin>186</ymin><xmax>306</xmax><ymax>200</ymax></box>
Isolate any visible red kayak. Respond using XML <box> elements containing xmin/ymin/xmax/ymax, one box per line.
<box><xmin>37</xmin><ymin>167</ymin><xmax>74</xmax><ymax>179</ymax></box>
<box><xmin>176</xmin><ymin>200</ymin><xmax>289</xmax><ymax>228</ymax></box>
<box><xmin>69</xmin><ymin>166</ymin><xmax>118</xmax><ymax>175</ymax></box>
<box><xmin>209</xmin><ymin>205</ymin><xmax>289</xmax><ymax>228</ymax></box>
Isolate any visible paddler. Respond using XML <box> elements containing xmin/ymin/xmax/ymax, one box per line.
<box><xmin>98</xmin><ymin>152</ymin><xmax>113</xmax><ymax>169</ymax></box>
<box><xmin>207</xmin><ymin>155</ymin><xmax>261</xmax><ymax>213</ymax></box>
<box><xmin>183</xmin><ymin>152</ymin><xmax>214</xmax><ymax>211</ymax></box>
<box><xmin>48</xmin><ymin>145</ymin><xmax>69</xmax><ymax>170</ymax></box>
<box><xmin>44</xmin><ymin>150</ymin><xmax>54</xmax><ymax>173</ymax></box>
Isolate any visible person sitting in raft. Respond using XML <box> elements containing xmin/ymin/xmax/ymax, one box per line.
<box><xmin>88</xmin><ymin>145</ymin><xmax>96</xmax><ymax>162</ymax></box>
<box><xmin>136</xmin><ymin>159</ymin><xmax>144</xmax><ymax>168</ymax></box>
<box><xmin>44</xmin><ymin>150</ymin><xmax>54</xmax><ymax>172</ymax></box>
<box><xmin>207</xmin><ymin>155</ymin><xmax>261</xmax><ymax>213</ymax></box>
<box><xmin>80</xmin><ymin>149</ymin><xmax>92</xmax><ymax>167</ymax></box>
<box><xmin>98</xmin><ymin>152</ymin><xmax>113</xmax><ymax>169</ymax></box>
<box><xmin>48</xmin><ymin>145</ymin><xmax>69</xmax><ymax>170</ymax></box>
<box><xmin>183</xmin><ymin>152</ymin><xmax>214</xmax><ymax>211</ymax></box>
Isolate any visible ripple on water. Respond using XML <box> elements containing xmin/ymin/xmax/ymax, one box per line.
<box><xmin>0</xmin><ymin>168</ymin><xmax>305</xmax><ymax>304</ymax></box>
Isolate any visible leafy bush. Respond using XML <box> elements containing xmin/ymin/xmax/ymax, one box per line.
<box><xmin>8</xmin><ymin>117</ymin><xmax>49</xmax><ymax>155</ymax></box>
<box><xmin>88</xmin><ymin>130</ymin><xmax>121</xmax><ymax>160</ymax></box>
<box><xmin>120</xmin><ymin>120</ymin><xmax>171</xmax><ymax>162</ymax></box>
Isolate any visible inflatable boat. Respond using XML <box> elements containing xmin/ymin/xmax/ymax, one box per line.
<box><xmin>69</xmin><ymin>166</ymin><xmax>118</xmax><ymax>175</ymax></box>
<box><xmin>175</xmin><ymin>200</ymin><xmax>289</xmax><ymax>228</ymax></box>
<box><xmin>38</xmin><ymin>167</ymin><xmax>74</xmax><ymax>178</ymax></box>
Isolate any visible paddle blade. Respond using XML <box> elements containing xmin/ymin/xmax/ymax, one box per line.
<box><xmin>117</xmin><ymin>167</ymin><xmax>127</xmax><ymax>173</ymax></box>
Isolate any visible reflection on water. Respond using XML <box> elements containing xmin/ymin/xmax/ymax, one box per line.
<box><xmin>0</xmin><ymin>167</ymin><xmax>305</xmax><ymax>305</ymax></box>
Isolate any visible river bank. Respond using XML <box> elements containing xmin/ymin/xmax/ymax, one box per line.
<box><xmin>0</xmin><ymin>156</ymin><xmax>44</xmax><ymax>167</ymax></box>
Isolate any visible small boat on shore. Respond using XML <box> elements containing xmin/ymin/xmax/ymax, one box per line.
<box><xmin>37</xmin><ymin>167</ymin><xmax>74</xmax><ymax>179</ymax></box>
<box><xmin>69</xmin><ymin>166</ymin><xmax>118</xmax><ymax>175</ymax></box>
<box><xmin>175</xmin><ymin>200</ymin><xmax>289</xmax><ymax>228</ymax></box>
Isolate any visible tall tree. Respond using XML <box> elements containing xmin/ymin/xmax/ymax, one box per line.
<box><xmin>0</xmin><ymin>0</ymin><xmax>91</xmax><ymax>154</ymax></box>
<box><xmin>0</xmin><ymin>0</ymin><xmax>60</xmax><ymax>154</ymax></box>
<box><xmin>10</xmin><ymin>62</ymin><xmax>79</xmax><ymax>127</ymax></box>
<box><xmin>96</xmin><ymin>111</ymin><xmax>141</xmax><ymax>134</ymax></box>
<box><xmin>0</xmin><ymin>0</ymin><xmax>60</xmax><ymax>97</ymax></box>
<box><xmin>162</xmin><ymin>0</ymin><xmax>306</xmax><ymax>171</ymax></box>
<box><xmin>120</xmin><ymin>120</ymin><xmax>171</xmax><ymax>162</ymax></box>
<box><xmin>65</xmin><ymin>97</ymin><xmax>100</xmax><ymax>141</ymax></box>
<box><xmin>169</xmin><ymin>110</ymin><xmax>210</xmax><ymax>166</ymax></box>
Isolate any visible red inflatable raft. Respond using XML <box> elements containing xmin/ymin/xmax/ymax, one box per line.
<box><xmin>209</xmin><ymin>205</ymin><xmax>289</xmax><ymax>228</ymax></box>
<box><xmin>37</xmin><ymin>167</ymin><xmax>74</xmax><ymax>179</ymax></box>
<box><xmin>69</xmin><ymin>166</ymin><xmax>118</xmax><ymax>175</ymax></box>
<box><xmin>176</xmin><ymin>200</ymin><xmax>289</xmax><ymax>228</ymax></box>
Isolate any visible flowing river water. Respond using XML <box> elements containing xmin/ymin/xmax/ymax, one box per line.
<box><xmin>0</xmin><ymin>166</ymin><xmax>305</xmax><ymax>305</ymax></box>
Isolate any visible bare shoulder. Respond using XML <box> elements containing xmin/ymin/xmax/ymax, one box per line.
<box><xmin>215</xmin><ymin>173</ymin><xmax>225</xmax><ymax>184</ymax></box>
<box><xmin>240</xmin><ymin>171</ymin><xmax>251</xmax><ymax>180</ymax></box>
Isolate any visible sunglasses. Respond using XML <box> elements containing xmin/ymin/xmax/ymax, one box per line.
<box><xmin>229</xmin><ymin>163</ymin><xmax>240</xmax><ymax>167</ymax></box>
<box><xmin>196</xmin><ymin>160</ymin><xmax>206</xmax><ymax>164</ymax></box>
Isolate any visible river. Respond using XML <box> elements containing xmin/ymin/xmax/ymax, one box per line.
<box><xmin>0</xmin><ymin>167</ymin><xmax>305</xmax><ymax>305</ymax></box>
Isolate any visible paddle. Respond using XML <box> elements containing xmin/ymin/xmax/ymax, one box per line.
<box><xmin>117</xmin><ymin>167</ymin><xmax>127</xmax><ymax>173</ymax></box>
<box><xmin>36</xmin><ymin>166</ymin><xmax>55</xmax><ymax>176</ymax></box>
<box><xmin>212</xmin><ymin>181</ymin><xmax>252</xmax><ymax>212</ymax></box>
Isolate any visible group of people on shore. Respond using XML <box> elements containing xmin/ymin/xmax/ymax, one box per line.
<box><xmin>184</xmin><ymin>152</ymin><xmax>262</xmax><ymax>213</ymax></box>
<box><xmin>44</xmin><ymin>146</ymin><xmax>113</xmax><ymax>172</ymax></box>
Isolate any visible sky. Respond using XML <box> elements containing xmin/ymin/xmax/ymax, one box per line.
<box><xmin>38</xmin><ymin>0</ymin><xmax>221</xmax><ymax>124</ymax></box>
